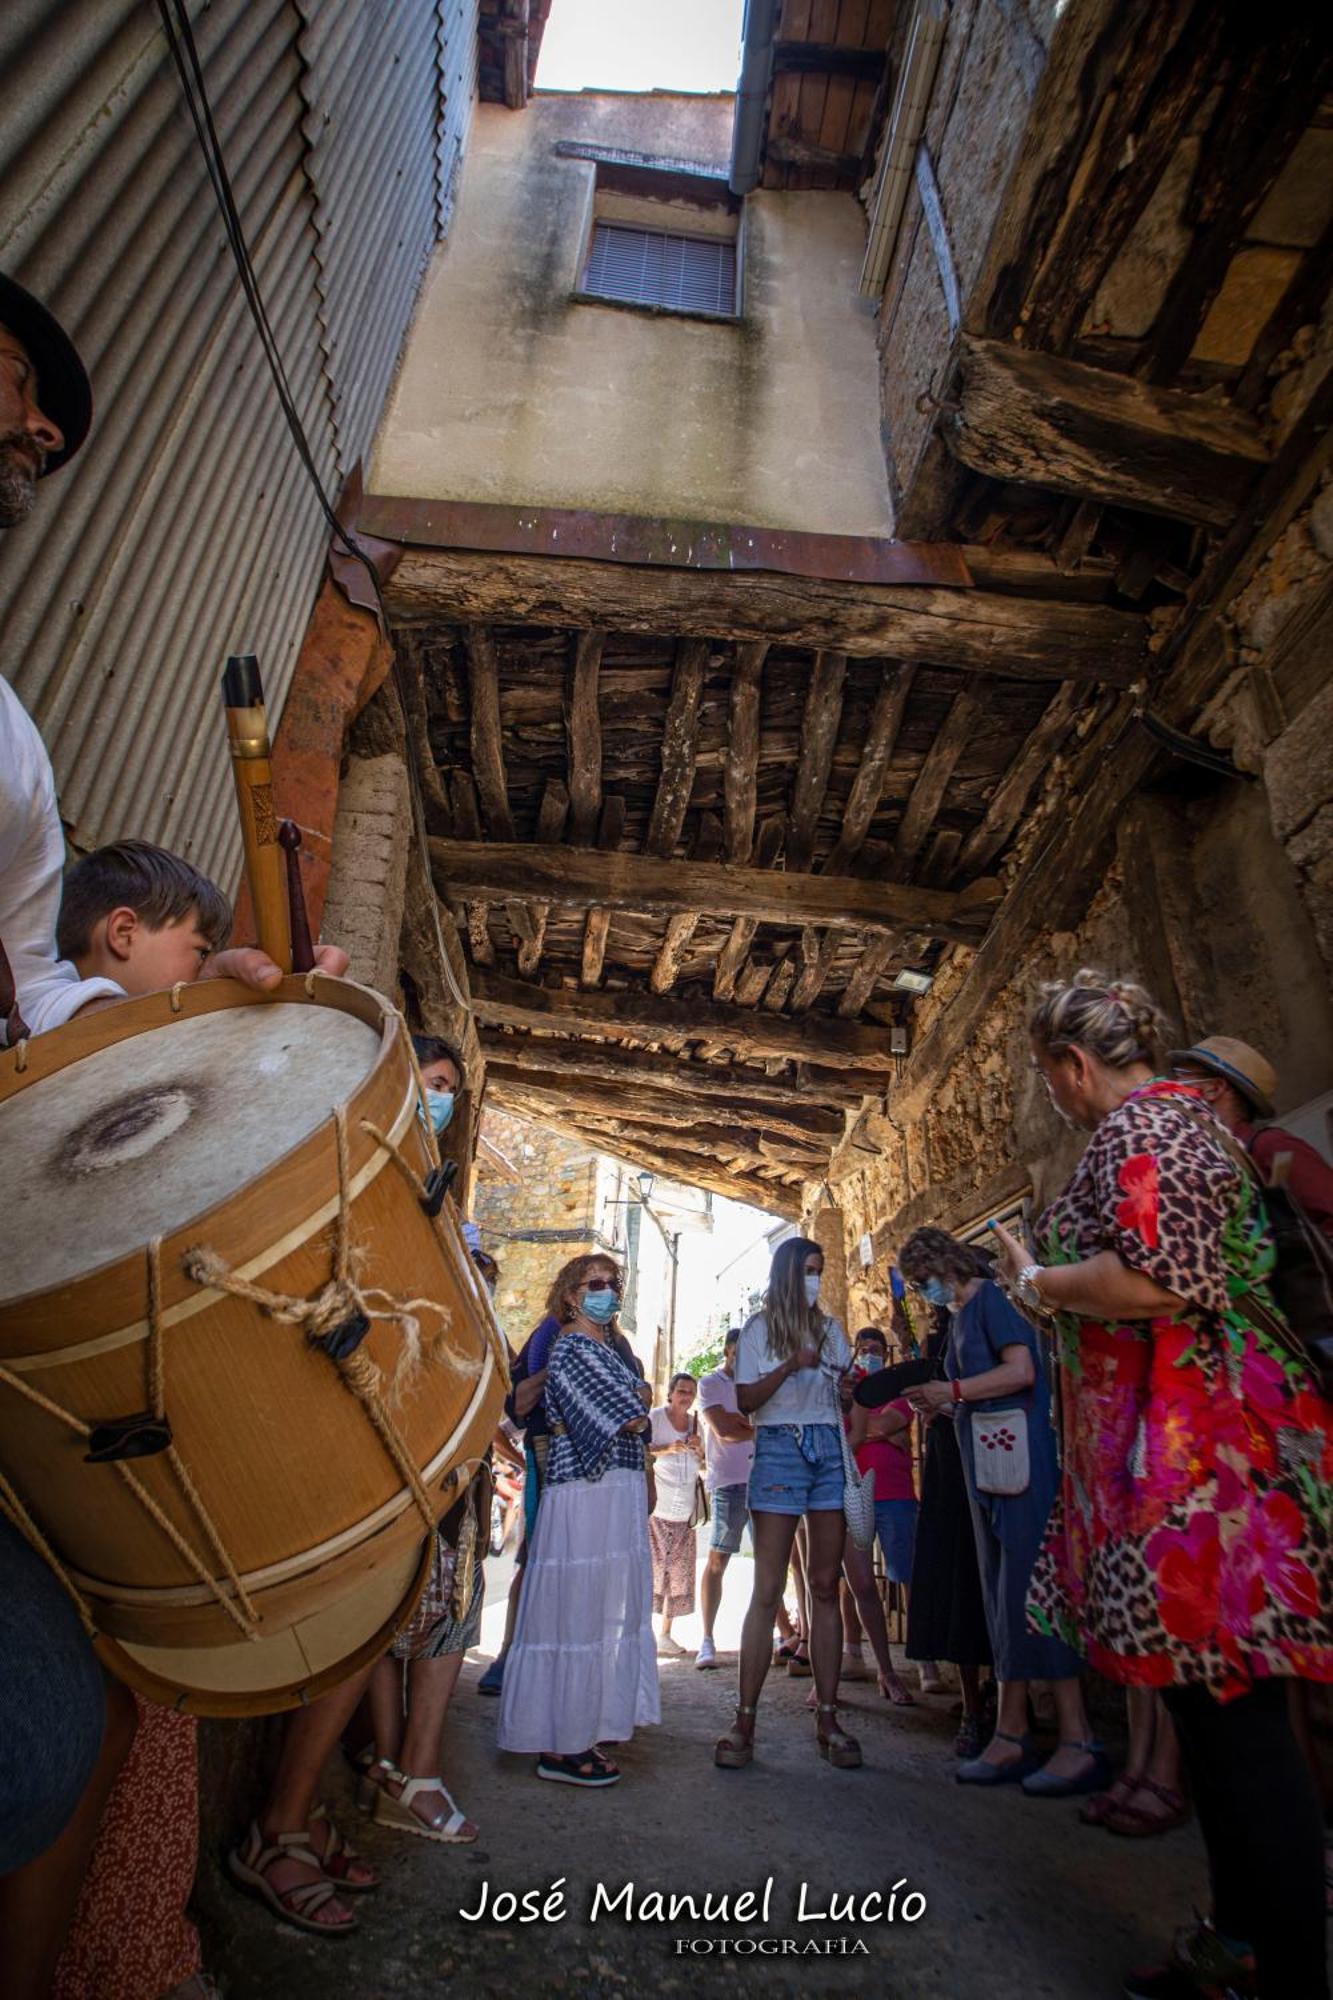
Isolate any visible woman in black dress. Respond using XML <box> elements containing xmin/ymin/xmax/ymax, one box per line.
<box><xmin>904</xmin><ymin>1312</ymin><xmax>993</xmax><ymax>1756</ymax></box>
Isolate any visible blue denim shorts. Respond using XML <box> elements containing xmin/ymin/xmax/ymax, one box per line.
<box><xmin>874</xmin><ymin>1498</ymin><xmax>919</xmax><ymax>1583</ymax></box>
<box><xmin>748</xmin><ymin>1423</ymin><xmax>844</xmax><ymax>1515</ymax></box>
<box><xmin>709</xmin><ymin>1481</ymin><xmax>750</xmax><ymax>1554</ymax></box>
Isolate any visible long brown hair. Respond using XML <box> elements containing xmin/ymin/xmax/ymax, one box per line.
<box><xmin>761</xmin><ymin>1235</ymin><xmax>827</xmax><ymax>1362</ymax></box>
<box><xmin>545</xmin><ymin>1250</ymin><xmax>624</xmax><ymax>1327</ymax></box>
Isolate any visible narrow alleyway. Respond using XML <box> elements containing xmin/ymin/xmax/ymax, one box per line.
<box><xmin>199</xmin><ymin>1554</ymin><xmax>1207</xmax><ymax>2000</ymax></box>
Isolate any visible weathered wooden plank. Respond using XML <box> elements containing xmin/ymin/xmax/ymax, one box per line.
<box><xmin>957</xmin><ymin>682</ymin><xmax>1083</xmax><ymax>874</ymax></box>
<box><xmin>837</xmin><ymin>934</ymin><xmax>896</xmax><ymax>1019</ymax></box>
<box><xmin>431</xmin><ymin>837</ymin><xmax>998</xmax><ymax>943</ymax></box>
<box><xmin>646</xmin><ymin>638</ymin><xmax>710</xmax><ymax>857</ymax></box>
<box><xmin>565</xmin><ymin>629</ymin><xmax>604</xmax><ymax>845</ymax></box>
<box><xmin>724</xmin><ymin>641</ymin><xmax>767</xmax><ymax>864</ymax></box>
<box><xmin>893</xmin><ymin>686</ymin><xmax>982</xmax><ymax>867</ymax></box>
<box><xmin>788</xmin><ymin>927</ymin><xmax>841</xmax><ymax>1013</ymax></box>
<box><xmin>762</xmin><ymin>956</ymin><xmax>798</xmax><ymax>1013</ymax></box>
<box><xmin>386</xmin><ymin>548</ymin><xmax>1146</xmax><ymax>684</ymax></box>
<box><xmin>471</xmin><ymin>970</ymin><xmax>900</xmax><ymax>1068</ymax></box>
<box><xmin>464</xmin><ymin>627</ymin><xmax>514</xmax><ymax>839</ymax></box>
<box><xmin>578</xmin><ymin>794</ymin><xmax>627</xmax><ymax>989</ymax></box>
<box><xmin>478</xmin><ymin>1034</ymin><xmax>850</xmax><ymax>1118</ymax></box>
<box><xmin>948</xmin><ymin>337</ymin><xmax>1270</xmax><ymax>527</ymax></box>
<box><xmin>516</xmin><ymin>777</ymin><xmax>571</xmax><ymax>978</ymax></box>
<box><xmin>647</xmin><ymin>809</ymin><xmax>722</xmax><ymax>995</ymax></box>
<box><xmin>824</xmin><ymin>661</ymin><xmax>915</xmax><ymax>874</ymax></box>
<box><xmin>786</xmin><ymin>651</ymin><xmax>848</xmax><ymax>872</ymax></box>
<box><xmin>485</xmin><ymin>1067</ymin><xmax>841</xmax><ymax>1148</ymax></box>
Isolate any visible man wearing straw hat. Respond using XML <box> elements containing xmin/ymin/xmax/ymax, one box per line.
<box><xmin>1170</xmin><ymin>1034</ymin><xmax>1333</xmax><ymax>1239</ymax></box>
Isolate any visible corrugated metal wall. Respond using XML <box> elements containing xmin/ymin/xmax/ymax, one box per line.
<box><xmin>0</xmin><ymin>0</ymin><xmax>477</xmax><ymax>889</ymax></box>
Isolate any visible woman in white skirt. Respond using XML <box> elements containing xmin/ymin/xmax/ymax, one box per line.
<box><xmin>497</xmin><ymin>1255</ymin><xmax>659</xmax><ymax>1787</ymax></box>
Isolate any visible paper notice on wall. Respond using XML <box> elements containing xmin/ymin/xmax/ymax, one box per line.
<box><xmin>859</xmin><ymin>1232</ymin><xmax>874</xmax><ymax>1267</ymax></box>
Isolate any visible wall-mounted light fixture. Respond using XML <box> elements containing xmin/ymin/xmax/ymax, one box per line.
<box><xmin>892</xmin><ymin>968</ymin><xmax>934</xmax><ymax>995</ymax></box>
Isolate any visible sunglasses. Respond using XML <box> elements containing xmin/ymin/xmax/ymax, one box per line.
<box><xmin>583</xmin><ymin>1277</ymin><xmax>619</xmax><ymax>1294</ymax></box>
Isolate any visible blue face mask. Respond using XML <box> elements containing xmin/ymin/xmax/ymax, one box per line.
<box><xmin>581</xmin><ymin>1284</ymin><xmax>619</xmax><ymax>1325</ymax></box>
<box><xmin>921</xmin><ymin>1277</ymin><xmax>954</xmax><ymax>1309</ymax></box>
<box><xmin>803</xmin><ymin>1273</ymin><xmax>822</xmax><ymax>1307</ymax></box>
<box><xmin>859</xmin><ymin>1353</ymin><xmax>884</xmax><ymax>1373</ymax></box>
<box><xmin>425</xmin><ymin>1088</ymin><xmax>455</xmax><ymax>1135</ymax></box>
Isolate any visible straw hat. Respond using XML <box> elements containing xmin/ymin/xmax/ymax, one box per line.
<box><xmin>1169</xmin><ymin>1036</ymin><xmax>1277</xmax><ymax>1119</ymax></box>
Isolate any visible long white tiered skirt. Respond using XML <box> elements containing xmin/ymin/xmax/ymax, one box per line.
<box><xmin>496</xmin><ymin>1467</ymin><xmax>660</xmax><ymax>1755</ymax></box>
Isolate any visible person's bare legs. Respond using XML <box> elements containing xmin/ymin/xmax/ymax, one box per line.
<box><xmin>366</xmin><ymin>1656</ymin><xmax>405</xmax><ymax>1767</ymax></box>
<box><xmin>701</xmin><ymin>1549</ymin><xmax>728</xmax><ymax>1644</ymax></box>
<box><xmin>719</xmin><ymin>1510</ymin><xmax>801</xmax><ymax>1751</ymax></box>
<box><xmin>805</xmin><ymin>1510</ymin><xmax>854</xmax><ymax>1749</ymax></box>
<box><xmin>256</xmin><ymin>1668</ymin><xmax>378</xmax><ymax>1922</ymax></box>
<box><xmin>979</xmin><ymin>1679</ymin><xmax>1032</xmax><ymax>1769</ymax></box>
<box><xmin>0</xmin><ymin>1679</ymin><xmax>137</xmax><ymax>2000</ymax></box>
<box><xmin>788</xmin><ymin>1518</ymin><xmax>811</xmax><ymax>1664</ymax></box>
<box><xmin>1036</xmin><ymin>1676</ymin><xmax>1097</xmax><ymax>1781</ymax></box>
<box><xmin>958</xmin><ymin>1664</ymin><xmax>983</xmax><ymax>1716</ymax></box>
<box><xmin>1108</xmin><ymin>1693</ymin><xmax>1188</xmax><ymax>1824</ymax></box>
<box><xmin>841</xmin><ymin>1541</ymin><xmax>911</xmax><ymax>1700</ymax></box>
<box><xmin>381</xmin><ymin>1652</ymin><xmax>477</xmax><ymax>1838</ymax></box>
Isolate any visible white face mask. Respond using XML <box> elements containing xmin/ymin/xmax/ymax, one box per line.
<box><xmin>803</xmin><ymin>1273</ymin><xmax>821</xmax><ymax>1308</ymax></box>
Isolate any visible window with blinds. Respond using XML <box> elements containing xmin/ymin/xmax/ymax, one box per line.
<box><xmin>581</xmin><ymin>221</ymin><xmax>738</xmax><ymax>318</ymax></box>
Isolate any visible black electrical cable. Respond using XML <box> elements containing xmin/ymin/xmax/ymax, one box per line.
<box><xmin>1136</xmin><ymin>706</ymin><xmax>1251</xmax><ymax>781</ymax></box>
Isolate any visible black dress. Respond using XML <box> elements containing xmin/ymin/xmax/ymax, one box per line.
<box><xmin>904</xmin><ymin>1329</ymin><xmax>993</xmax><ymax>1668</ymax></box>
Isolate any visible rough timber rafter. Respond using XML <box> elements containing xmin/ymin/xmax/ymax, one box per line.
<box><xmin>431</xmin><ymin>841</ymin><xmax>999</xmax><ymax>945</ymax></box>
<box><xmin>385</xmin><ymin>550</ymin><xmax>1146</xmax><ymax>684</ymax></box>
<box><xmin>477</xmin><ymin>1033</ymin><xmax>858</xmax><ymax>1115</ymax></box>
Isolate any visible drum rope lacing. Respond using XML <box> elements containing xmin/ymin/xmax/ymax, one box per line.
<box><xmin>184</xmin><ymin>1105</ymin><xmax>445</xmax><ymax>1536</ymax></box>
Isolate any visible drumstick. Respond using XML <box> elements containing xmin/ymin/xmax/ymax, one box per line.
<box><xmin>279</xmin><ymin>821</ymin><xmax>315</xmax><ymax>974</ymax></box>
<box><xmin>221</xmin><ymin>655</ymin><xmax>291</xmax><ymax>974</ymax></box>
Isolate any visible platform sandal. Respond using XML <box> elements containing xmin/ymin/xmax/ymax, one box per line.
<box><xmin>354</xmin><ymin>1755</ymin><xmax>400</xmax><ymax>1816</ymax></box>
<box><xmin>374</xmin><ymin>1774</ymin><xmax>478</xmax><ymax>1842</ymax></box>
<box><xmin>714</xmin><ymin>1704</ymin><xmax>757</xmax><ymax>1768</ymax></box>
<box><xmin>226</xmin><ymin>1822</ymin><xmax>357</xmax><ymax>1937</ymax></box>
<box><xmin>815</xmin><ymin>1705</ymin><xmax>862</xmax><ymax>1769</ymax></box>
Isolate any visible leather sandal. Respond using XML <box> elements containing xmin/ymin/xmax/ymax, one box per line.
<box><xmin>355</xmin><ymin>1756</ymin><xmax>399</xmax><ymax>1816</ymax></box>
<box><xmin>815</xmin><ymin>1704</ymin><xmax>862</xmax><ymax>1769</ymax></box>
<box><xmin>1103</xmin><ymin>1778</ymin><xmax>1190</xmax><ymax>1837</ymax></box>
<box><xmin>714</xmin><ymin>1704</ymin><xmax>757</xmax><ymax>1768</ymax></box>
<box><xmin>307</xmin><ymin>1805</ymin><xmax>379</xmax><ymax>1890</ymax></box>
<box><xmin>226</xmin><ymin>1822</ymin><xmax>357</xmax><ymax>1936</ymax></box>
<box><xmin>374</xmin><ymin>1774</ymin><xmax>478</xmax><ymax>1842</ymax></box>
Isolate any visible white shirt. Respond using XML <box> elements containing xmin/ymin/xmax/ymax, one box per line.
<box><xmin>649</xmin><ymin>1405</ymin><xmax>700</xmax><ymax>1521</ymax></box>
<box><xmin>734</xmin><ymin>1312</ymin><xmax>851</xmax><ymax>1427</ymax></box>
<box><xmin>697</xmin><ymin>1367</ymin><xmax>755</xmax><ymax>1491</ymax></box>
<box><xmin>0</xmin><ymin>678</ymin><xmax>123</xmax><ymax>1040</ymax></box>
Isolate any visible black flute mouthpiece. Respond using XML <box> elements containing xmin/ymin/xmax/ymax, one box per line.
<box><xmin>222</xmin><ymin>654</ymin><xmax>264</xmax><ymax>708</ymax></box>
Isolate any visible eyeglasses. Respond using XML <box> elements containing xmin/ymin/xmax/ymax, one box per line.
<box><xmin>583</xmin><ymin>1277</ymin><xmax>619</xmax><ymax>1295</ymax></box>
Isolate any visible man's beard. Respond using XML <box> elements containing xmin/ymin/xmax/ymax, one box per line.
<box><xmin>0</xmin><ymin>436</ymin><xmax>42</xmax><ymax>527</ymax></box>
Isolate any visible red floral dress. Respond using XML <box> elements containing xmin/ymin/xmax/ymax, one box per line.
<box><xmin>1027</xmin><ymin>1079</ymin><xmax>1333</xmax><ymax>1702</ymax></box>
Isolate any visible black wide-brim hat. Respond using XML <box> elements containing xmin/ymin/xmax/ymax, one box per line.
<box><xmin>0</xmin><ymin>272</ymin><xmax>92</xmax><ymax>472</ymax></box>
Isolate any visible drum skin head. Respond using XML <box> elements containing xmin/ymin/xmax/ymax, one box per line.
<box><xmin>0</xmin><ymin>1002</ymin><xmax>380</xmax><ymax>1300</ymax></box>
<box><xmin>95</xmin><ymin>1534</ymin><xmax>431</xmax><ymax>1717</ymax></box>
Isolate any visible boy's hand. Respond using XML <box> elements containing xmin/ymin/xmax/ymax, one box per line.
<box><xmin>202</xmin><ymin>941</ymin><xmax>351</xmax><ymax>989</ymax></box>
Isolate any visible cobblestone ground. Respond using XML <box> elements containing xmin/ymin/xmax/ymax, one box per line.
<box><xmin>197</xmin><ymin>1553</ymin><xmax>1208</xmax><ymax>2000</ymax></box>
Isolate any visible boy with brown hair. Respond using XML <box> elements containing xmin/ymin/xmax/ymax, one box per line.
<box><xmin>57</xmin><ymin>839</ymin><xmax>232</xmax><ymax>994</ymax></box>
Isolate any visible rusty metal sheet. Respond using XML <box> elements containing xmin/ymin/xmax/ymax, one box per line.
<box><xmin>355</xmin><ymin>496</ymin><xmax>976</xmax><ymax>588</ymax></box>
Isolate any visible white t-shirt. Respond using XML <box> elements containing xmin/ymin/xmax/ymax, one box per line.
<box><xmin>0</xmin><ymin>679</ymin><xmax>123</xmax><ymax>1040</ymax></box>
<box><xmin>697</xmin><ymin>1367</ymin><xmax>755</xmax><ymax>1491</ymax></box>
<box><xmin>734</xmin><ymin>1312</ymin><xmax>851</xmax><ymax>1427</ymax></box>
<box><xmin>649</xmin><ymin>1405</ymin><xmax>700</xmax><ymax>1522</ymax></box>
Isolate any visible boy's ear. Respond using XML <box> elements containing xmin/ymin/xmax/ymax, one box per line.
<box><xmin>101</xmin><ymin>905</ymin><xmax>140</xmax><ymax>964</ymax></box>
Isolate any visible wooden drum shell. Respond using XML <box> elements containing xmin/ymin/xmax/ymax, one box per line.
<box><xmin>0</xmin><ymin>976</ymin><xmax>507</xmax><ymax>1700</ymax></box>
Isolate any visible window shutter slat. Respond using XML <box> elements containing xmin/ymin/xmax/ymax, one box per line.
<box><xmin>583</xmin><ymin>222</ymin><xmax>736</xmax><ymax>317</ymax></box>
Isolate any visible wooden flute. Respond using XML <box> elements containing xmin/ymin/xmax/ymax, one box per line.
<box><xmin>221</xmin><ymin>654</ymin><xmax>292</xmax><ymax>974</ymax></box>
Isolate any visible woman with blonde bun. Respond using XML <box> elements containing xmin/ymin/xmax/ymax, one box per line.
<box><xmin>993</xmin><ymin>969</ymin><xmax>1333</xmax><ymax>2000</ymax></box>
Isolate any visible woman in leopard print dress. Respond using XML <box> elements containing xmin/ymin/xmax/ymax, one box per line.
<box><xmin>993</xmin><ymin>971</ymin><xmax>1332</xmax><ymax>2000</ymax></box>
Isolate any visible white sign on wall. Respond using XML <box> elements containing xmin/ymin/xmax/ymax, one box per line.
<box><xmin>858</xmin><ymin>1232</ymin><xmax>874</xmax><ymax>1267</ymax></box>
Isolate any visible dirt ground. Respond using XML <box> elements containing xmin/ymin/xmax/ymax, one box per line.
<box><xmin>197</xmin><ymin>1551</ymin><xmax>1209</xmax><ymax>2000</ymax></box>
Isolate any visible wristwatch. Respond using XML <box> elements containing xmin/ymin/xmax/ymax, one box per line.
<box><xmin>1015</xmin><ymin>1263</ymin><xmax>1045</xmax><ymax>1310</ymax></box>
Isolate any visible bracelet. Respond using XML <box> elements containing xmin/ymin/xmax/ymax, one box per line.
<box><xmin>950</xmin><ymin>1378</ymin><xmax>963</xmax><ymax>1406</ymax></box>
<box><xmin>1015</xmin><ymin>1262</ymin><xmax>1045</xmax><ymax>1310</ymax></box>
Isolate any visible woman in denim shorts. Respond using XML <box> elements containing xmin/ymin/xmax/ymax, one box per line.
<box><xmin>714</xmin><ymin>1238</ymin><xmax>859</xmax><ymax>1771</ymax></box>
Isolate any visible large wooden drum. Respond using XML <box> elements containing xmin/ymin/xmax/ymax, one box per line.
<box><xmin>0</xmin><ymin>974</ymin><xmax>507</xmax><ymax>1714</ymax></box>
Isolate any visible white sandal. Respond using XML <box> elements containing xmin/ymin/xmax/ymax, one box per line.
<box><xmin>355</xmin><ymin>1755</ymin><xmax>400</xmax><ymax>1816</ymax></box>
<box><xmin>374</xmin><ymin>1774</ymin><xmax>477</xmax><ymax>1843</ymax></box>
<box><xmin>226</xmin><ymin>1822</ymin><xmax>356</xmax><ymax>1936</ymax></box>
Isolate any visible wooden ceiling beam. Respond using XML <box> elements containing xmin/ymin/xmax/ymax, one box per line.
<box><xmin>724</xmin><ymin>641</ymin><xmax>767</xmax><ymax>865</ymax></box>
<box><xmin>893</xmin><ymin>686</ymin><xmax>983</xmax><ymax>868</ymax></box>
<box><xmin>471</xmin><ymin>969</ymin><xmax>900</xmax><ymax>1069</ymax></box>
<box><xmin>515</xmin><ymin>777</ymin><xmax>569</xmax><ymax>978</ymax></box>
<box><xmin>771</xmin><ymin>41</ymin><xmax>885</xmax><ymax>81</ymax></box>
<box><xmin>386</xmin><ymin>549</ymin><xmax>1146</xmax><ymax>684</ymax></box>
<box><xmin>478</xmin><ymin>1032</ymin><xmax>853</xmax><ymax>1115</ymax></box>
<box><xmin>578</xmin><ymin>793</ymin><xmax>626</xmax><ymax>988</ymax></box>
<box><xmin>786</xmin><ymin>651</ymin><xmax>847</xmax><ymax>872</ymax></box>
<box><xmin>431</xmin><ymin>839</ymin><xmax>998</xmax><ymax>944</ymax></box>
<box><xmin>788</xmin><ymin>927</ymin><xmax>841</xmax><ymax>1014</ymax></box>
<box><xmin>565</xmin><ymin>629</ymin><xmax>604</xmax><ymax>844</ymax></box>
<box><xmin>946</xmin><ymin>337</ymin><xmax>1270</xmax><ymax>528</ymax></box>
<box><xmin>484</xmin><ymin>1065</ymin><xmax>843</xmax><ymax>1148</ymax></box>
<box><xmin>714</xmin><ymin>815</ymin><xmax>783</xmax><ymax>1002</ymax></box>
<box><xmin>958</xmin><ymin>682</ymin><xmax>1084</xmax><ymax>875</ymax></box>
<box><xmin>824</xmin><ymin>661</ymin><xmax>915</xmax><ymax>875</ymax></box>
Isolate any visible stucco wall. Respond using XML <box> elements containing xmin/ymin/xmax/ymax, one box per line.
<box><xmin>370</xmin><ymin>93</ymin><xmax>892</xmax><ymax>535</ymax></box>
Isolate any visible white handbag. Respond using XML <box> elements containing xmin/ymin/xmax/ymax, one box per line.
<box><xmin>830</xmin><ymin>1373</ymin><xmax>876</xmax><ymax>1548</ymax></box>
<box><xmin>971</xmin><ymin>1406</ymin><xmax>1031</xmax><ymax>1496</ymax></box>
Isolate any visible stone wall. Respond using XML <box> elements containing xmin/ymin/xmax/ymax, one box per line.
<box><xmin>472</xmin><ymin>1107</ymin><xmax>620</xmax><ymax>1351</ymax></box>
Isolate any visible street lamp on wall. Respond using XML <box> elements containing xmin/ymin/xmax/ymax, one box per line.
<box><xmin>636</xmin><ymin>1170</ymin><xmax>655</xmax><ymax>1204</ymax></box>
